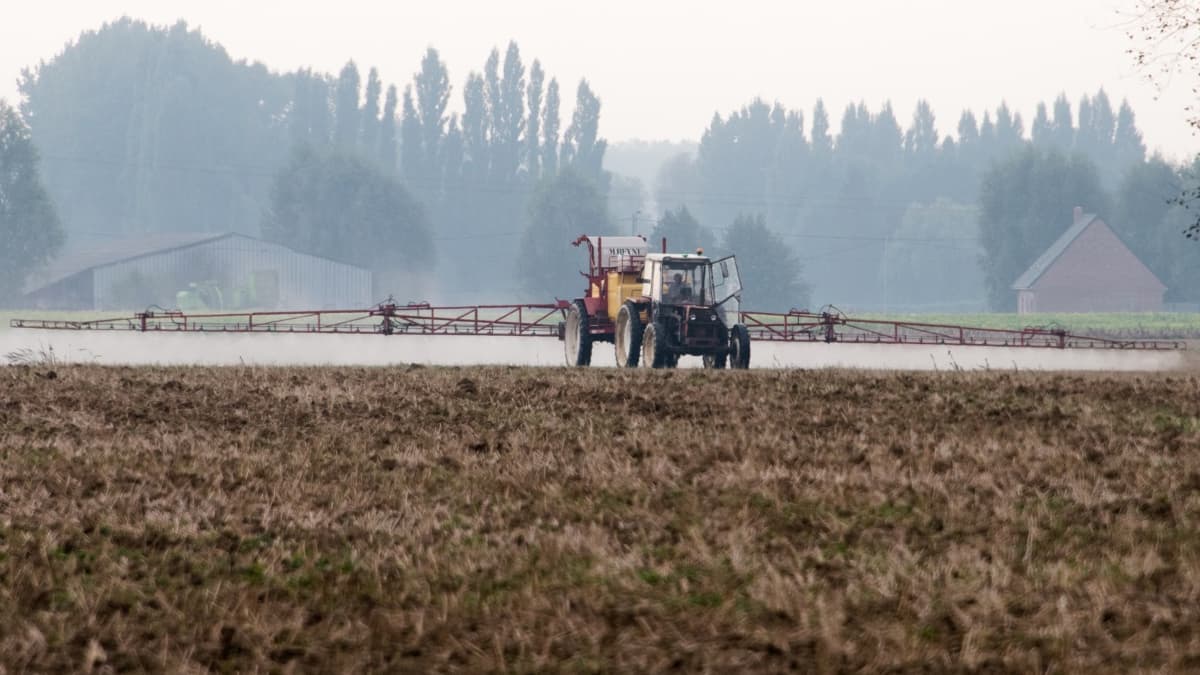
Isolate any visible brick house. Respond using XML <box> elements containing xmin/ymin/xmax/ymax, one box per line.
<box><xmin>1011</xmin><ymin>207</ymin><xmax>1166</xmax><ymax>314</ymax></box>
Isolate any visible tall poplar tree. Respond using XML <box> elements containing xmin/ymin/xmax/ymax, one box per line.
<box><xmin>483</xmin><ymin>48</ymin><xmax>503</xmax><ymax>180</ymax></box>
<box><xmin>334</xmin><ymin>60</ymin><xmax>361</xmax><ymax>149</ymax></box>
<box><xmin>526</xmin><ymin>60</ymin><xmax>544</xmax><ymax>179</ymax></box>
<box><xmin>541</xmin><ymin>78</ymin><xmax>560</xmax><ymax>177</ymax></box>
<box><xmin>811</xmin><ymin>99</ymin><xmax>833</xmax><ymax>156</ymax></box>
<box><xmin>461</xmin><ymin>73</ymin><xmax>488</xmax><ymax>181</ymax></box>
<box><xmin>1051</xmin><ymin>93</ymin><xmax>1074</xmax><ymax>149</ymax></box>
<box><xmin>904</xmin><ymin>100</ymin><xmax>938</xmax><ymax>157</ymax></box>
<box><xmin>400</xmin><ymin>86</ymin><xmax>421</xmax><ymax>181</ymax></box>
<box><xmin>1092</xmin><ymin>90</ymin><xmax>1116</xmax><ymax>149</ymax></box>
<box><xmin>0</xmin><ymin>100</ymin><xmax>63</xmax><ymax>301</ymax></box>
<box><xmin>1030</xmin><ymin>102</ymin><xmax>1052</xmax><ymax>147</ymax></box>
<box><xmin>492</xmin><ymin>42</ymin><xmax>526</xmax><ymax>183</ymax></box>
<box><xmin>562</xmin><ymin>79</ymin><xmax>606</xmax><ymax>185</ymax></box>
<box><xmin>994</xmin><ymin>102</ymin><xmax>1023</xmax><ymax>152</ymax></box>
<box><xmin>1113</xmin><ymin>100</ymin><xmax>1146</xmax><ymax>169</ymax></box>
<box><xmin>415</xmin><ymin>48</ymin><xmax>451</xmax><ymax>177</ymax></box>
<box><xmin>957</xmin><ymin>111</ymin><xmax>979</xmax><ymax>148</ymax></box>
<box><xmin>378</xmin><ymin>85</ymin><xmax>398</xmax><ymax>171</ymax></box>
<box><xmin>1075</xmin><ymin>94</ymin><xmax>1095</xmax><ymax>153</ymax></box>
<box><xmin>359</xmin><ymin>67</ymin><xmax>382</xmax><ymax>153</ymax></box>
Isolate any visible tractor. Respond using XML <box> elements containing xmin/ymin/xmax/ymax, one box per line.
<box><xmin>560</xmin><ymin>235</ymin><xmax>751</xmax><ymax>369</ymax></box>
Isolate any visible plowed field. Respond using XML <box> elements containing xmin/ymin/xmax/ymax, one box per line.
<box><xmin>2</xmin><ymin>365</ymin><xmax>1199</xmax><ymax>671</ymax></box>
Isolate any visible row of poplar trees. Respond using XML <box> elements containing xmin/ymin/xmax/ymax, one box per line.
<box><xmin>657</xmin><ymin>88</ymin><xmax>1169</xmax><ymax>310</ymax></box>
<box><xmin>18</xmin><ymin>19</ymin><xmax>1191</xmax><ymax>310</ymax></box>
<box><xmin>284</xmin><ymin>44</ymin><xmax>609</xmax><ymax>298</ymax></box>
<box><xmin>19</xmin><ymin>20</ymin><xmax>614</xmax><ymax>302</ymax></box>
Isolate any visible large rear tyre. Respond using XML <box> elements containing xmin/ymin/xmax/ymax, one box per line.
<box><xmin>729</xmin><ymin>323</ymin><xmax>751</xmax><ymax>369</ymax></box>
<box><xmin>564</xmin><ymin>300</ymin><xmax>593</xmax><ymax>367</ymax></box>
<box><xmin>614</xmin><ymin>301</ymin><xmax>643</xmax><ymax>368</ymax></box>
<box><xmin>641</xmin><ymin>322</ymin><xmax>671</xmax><ymax>369</ymax></box>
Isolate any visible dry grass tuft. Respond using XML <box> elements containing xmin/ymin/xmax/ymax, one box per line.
<box><xmin>1</xmin><ymin>365</ymin><xmax>1199</xmax><ymax>671</ymax></box>
<box><xmin>4</xmin><ymin>344</ymin><xmax>59</xmax><ymax>367</ymax></box>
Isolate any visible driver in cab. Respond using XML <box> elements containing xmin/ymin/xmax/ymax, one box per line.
<box><xmin>666</xmin><ymin>272</ymin><xmax>693</xmax><ymax>303</ymax></box>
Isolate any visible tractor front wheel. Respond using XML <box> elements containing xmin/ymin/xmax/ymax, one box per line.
<box><xmin>564</xmin><ymin>300</ymin><xmax>593</xmax><ymax>367</ymax></box>
<box><xmin>641</xmin><ymin>322</ymin><xmax>671</xmax><ymax>369</ymax></box>
<box><xmin>702</xmin><ymin>352</ymin><xmax>727</xmax><ymax>369</ymax></box>
<box><xmin>615</xmin><ymin>301</ymin><xmax>642</xmax><ymax>368</ymax></box>
<box><xmin>729</xmin><ymin>323</ymin><xmax>751</xmax><ymax>369</ymax></box>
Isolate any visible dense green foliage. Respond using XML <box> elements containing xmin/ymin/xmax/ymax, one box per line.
<box><xmin>660</xmin><ymin>91</ymin><xmax>1168</xmax><ymax>310</ymax></box>
<box><xmin>17</xmin><ymin>21</ymin><xmax>616</xmax><ymax>302</ymax></box>
<box><xmin>19</xmin><ymin>19</ymin><xmax>291</xmax><ymax>241</ymax></box>
<box><xmin>649</xmin><ymin>206</ymin><xmax>714</xmax><ymax>254</ymax></box>
<box><xmin>880</xmin><ymin>199</ymin><xmax>983</xmax><ymax>311</ymax></box>
<box><xmin>1127</xmin><ymin>1</ymin><xmax>1200</xmax><ymax>240</ymax></box>
<box><xmin>397</xmin><ymin>45</ymin><xmax>614</xmax><ymax>299</ymax></box>
<box><xmin>14</xmin><ymin>18</ymin><xmax>1195</xmax><ymax>312</ymax></box>
<box><xmin>516</xmin><ymin>169</ymin><xmax>609</xmax><ymax>298</ymax></box>
<box><xmin>720</xmin><ymin>214</ymin><xmax>810</xmax><ymax>312</ymax></box>
<box><xmin>0</xmin><ymin>101</ymin><xmax>62</xmax><ymax>301</ymax></box>
<box><xmin>1112</xmin><ymin>157</ymin><xmax>1200</xmax><ymax>301</ymax></box>
<box><xmin>979</xmin><ymin>149</ymin><xmax>1111</xmax><ymax>310</ymax></box>
<box><xmin>262</xmin><ymin>147</ymin><xmax>432</xmax><ymax>294</ymax></box>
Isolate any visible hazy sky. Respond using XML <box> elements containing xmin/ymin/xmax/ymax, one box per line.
<box><xmin>3</xmin><ymin>0</ymin><xmax>1197</xmax><ymax>159</ymax></box>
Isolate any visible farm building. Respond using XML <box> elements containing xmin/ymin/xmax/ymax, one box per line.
<box><xmin>1011</xmin><ymin>207</ymin><xmax>1166</xmax><ymax>314</ymax></box>
<box><xmin>22</xmin><ymin>232</ymin><xmax>372</xmax><ymax>311</ymax></box>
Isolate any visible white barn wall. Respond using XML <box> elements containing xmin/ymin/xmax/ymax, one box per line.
<box><xmin>91</xmin><ymin>235</ymin><xmax>371</xmax><ymax>310</ymax></box>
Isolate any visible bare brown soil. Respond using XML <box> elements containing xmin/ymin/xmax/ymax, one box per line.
<box><xmin>1</xmin><ymin>365</ymin><xmax>1199</xmax><ymax>672</ymax></box>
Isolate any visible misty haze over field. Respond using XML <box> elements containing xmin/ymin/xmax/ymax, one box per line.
<box><xmin>6</xmin><ymin>7</ymin><xmax>1200</xmax><ymax>668</ymax></box>
<box><xmin>1</xmin><ymin>0</ymin><xmax>1198</xmax><ymax>315</ymax></box>
<box><xmin>0</xmin><ymin>330</ymin><xmax>1182</xmax><ymax>372</ymax></box>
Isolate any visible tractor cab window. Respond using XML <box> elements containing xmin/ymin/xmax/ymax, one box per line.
<box><xmin>662</xmin><ymin>262</ymin><xmax>707</xmax><ymax>304</ymax></box>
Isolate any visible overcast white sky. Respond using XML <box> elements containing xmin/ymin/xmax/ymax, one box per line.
<box><xmin>3</xmin><ymin>0</ymin><xmax>1197</xmax><ymax>160</ymax></box>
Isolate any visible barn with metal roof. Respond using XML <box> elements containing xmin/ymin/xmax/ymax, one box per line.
<box><xmin>22</xmin><ymin>233</ymin><xmax>371</xmax><ymax>311</ymax></box>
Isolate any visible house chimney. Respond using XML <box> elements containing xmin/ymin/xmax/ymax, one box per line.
<box><xmin>1073</xmin><ymin>206</ymin><xmax>1083</xmax><ymax>223</ymax></box>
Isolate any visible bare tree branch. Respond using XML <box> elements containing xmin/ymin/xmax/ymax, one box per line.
<box><xmin>1126</xmin><ymin>0</ymin><xmax>1200</xmax><ymax>239</ymax></box>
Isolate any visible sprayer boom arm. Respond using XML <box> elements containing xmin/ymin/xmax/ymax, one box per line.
<box><xmin>9</xmin><ymin>304</ymin><xmax>1184</xmax><ymax>351</ymax></box>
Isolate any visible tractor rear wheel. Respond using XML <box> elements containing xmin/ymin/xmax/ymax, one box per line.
<box><xmin>614</xmin><ymin>301</ymin><xmax>642</xmax><ymax>368</ymax></box>
<box><xmin>564</xmin><ymin>300</ymin><xmax>592</xmax><ymax>367</ymax></box>
<box><xmin>641</xmin><ymin>322</ymin><xmax>670</xmax><ymax>368</ymax></box>
<box><xmin>702</xmin><ymin>352</ymin><xmax>727</xmax><ymax>369</ymax></box>
<box><xmin>729</xmin><ymin>323</ymin><xmax>751</xmax><ymax>369</ymax></box>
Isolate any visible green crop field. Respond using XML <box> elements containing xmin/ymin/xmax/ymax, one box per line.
<box><xmin>739</xmin><ymin>310</ymin><xmax>1200</xmax><ymax>339</ymax></box>
<box><xmin>855</xmin><ymin>312</ymin><xmax>1200</xmax><ymax>337</ymax></box>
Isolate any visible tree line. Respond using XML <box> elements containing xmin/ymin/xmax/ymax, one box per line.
<box><xmin>281</xmin><ymin>44</ymin><xmax>611</xmax><ymax>298</ymax></box>
<box><xmin>5</xmin><ymin>17</ymin><xmax>1199</xmax><ymax>311</ymax></box>
<box><xmin>15</xmin><ymin>19</ymin><xmax>620</xmax><ymax>302</ymax></box>
<box><xmin>656</xmin><ymin>89</ymin><xmax>1200</xmax><ymax>310</ymax></box>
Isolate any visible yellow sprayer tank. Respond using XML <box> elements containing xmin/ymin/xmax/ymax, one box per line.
<box><xmin>606</xmin><ymin>271</ymin><xmax>643</xmax><ymax>320</ymax></box>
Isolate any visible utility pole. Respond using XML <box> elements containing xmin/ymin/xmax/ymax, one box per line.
<box><xmin>631</xmin><ymin>209</ymin><xmax>642</xmax><ymax>236</ymax></box>
<box><xmin>882</xmin><ymin>234</ymin><xmax>890</xmax><ymax>313</ymax></box>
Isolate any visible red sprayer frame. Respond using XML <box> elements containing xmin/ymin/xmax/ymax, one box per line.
<box><xmin>10</xmin><ymin>302</ymin><xmax>567</xmax><ymax>338</ymax></box>
<box><xmin>9</xmin><ymin>303</ymin><xmax>1185</xmax><ymax>350</ymax></box>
